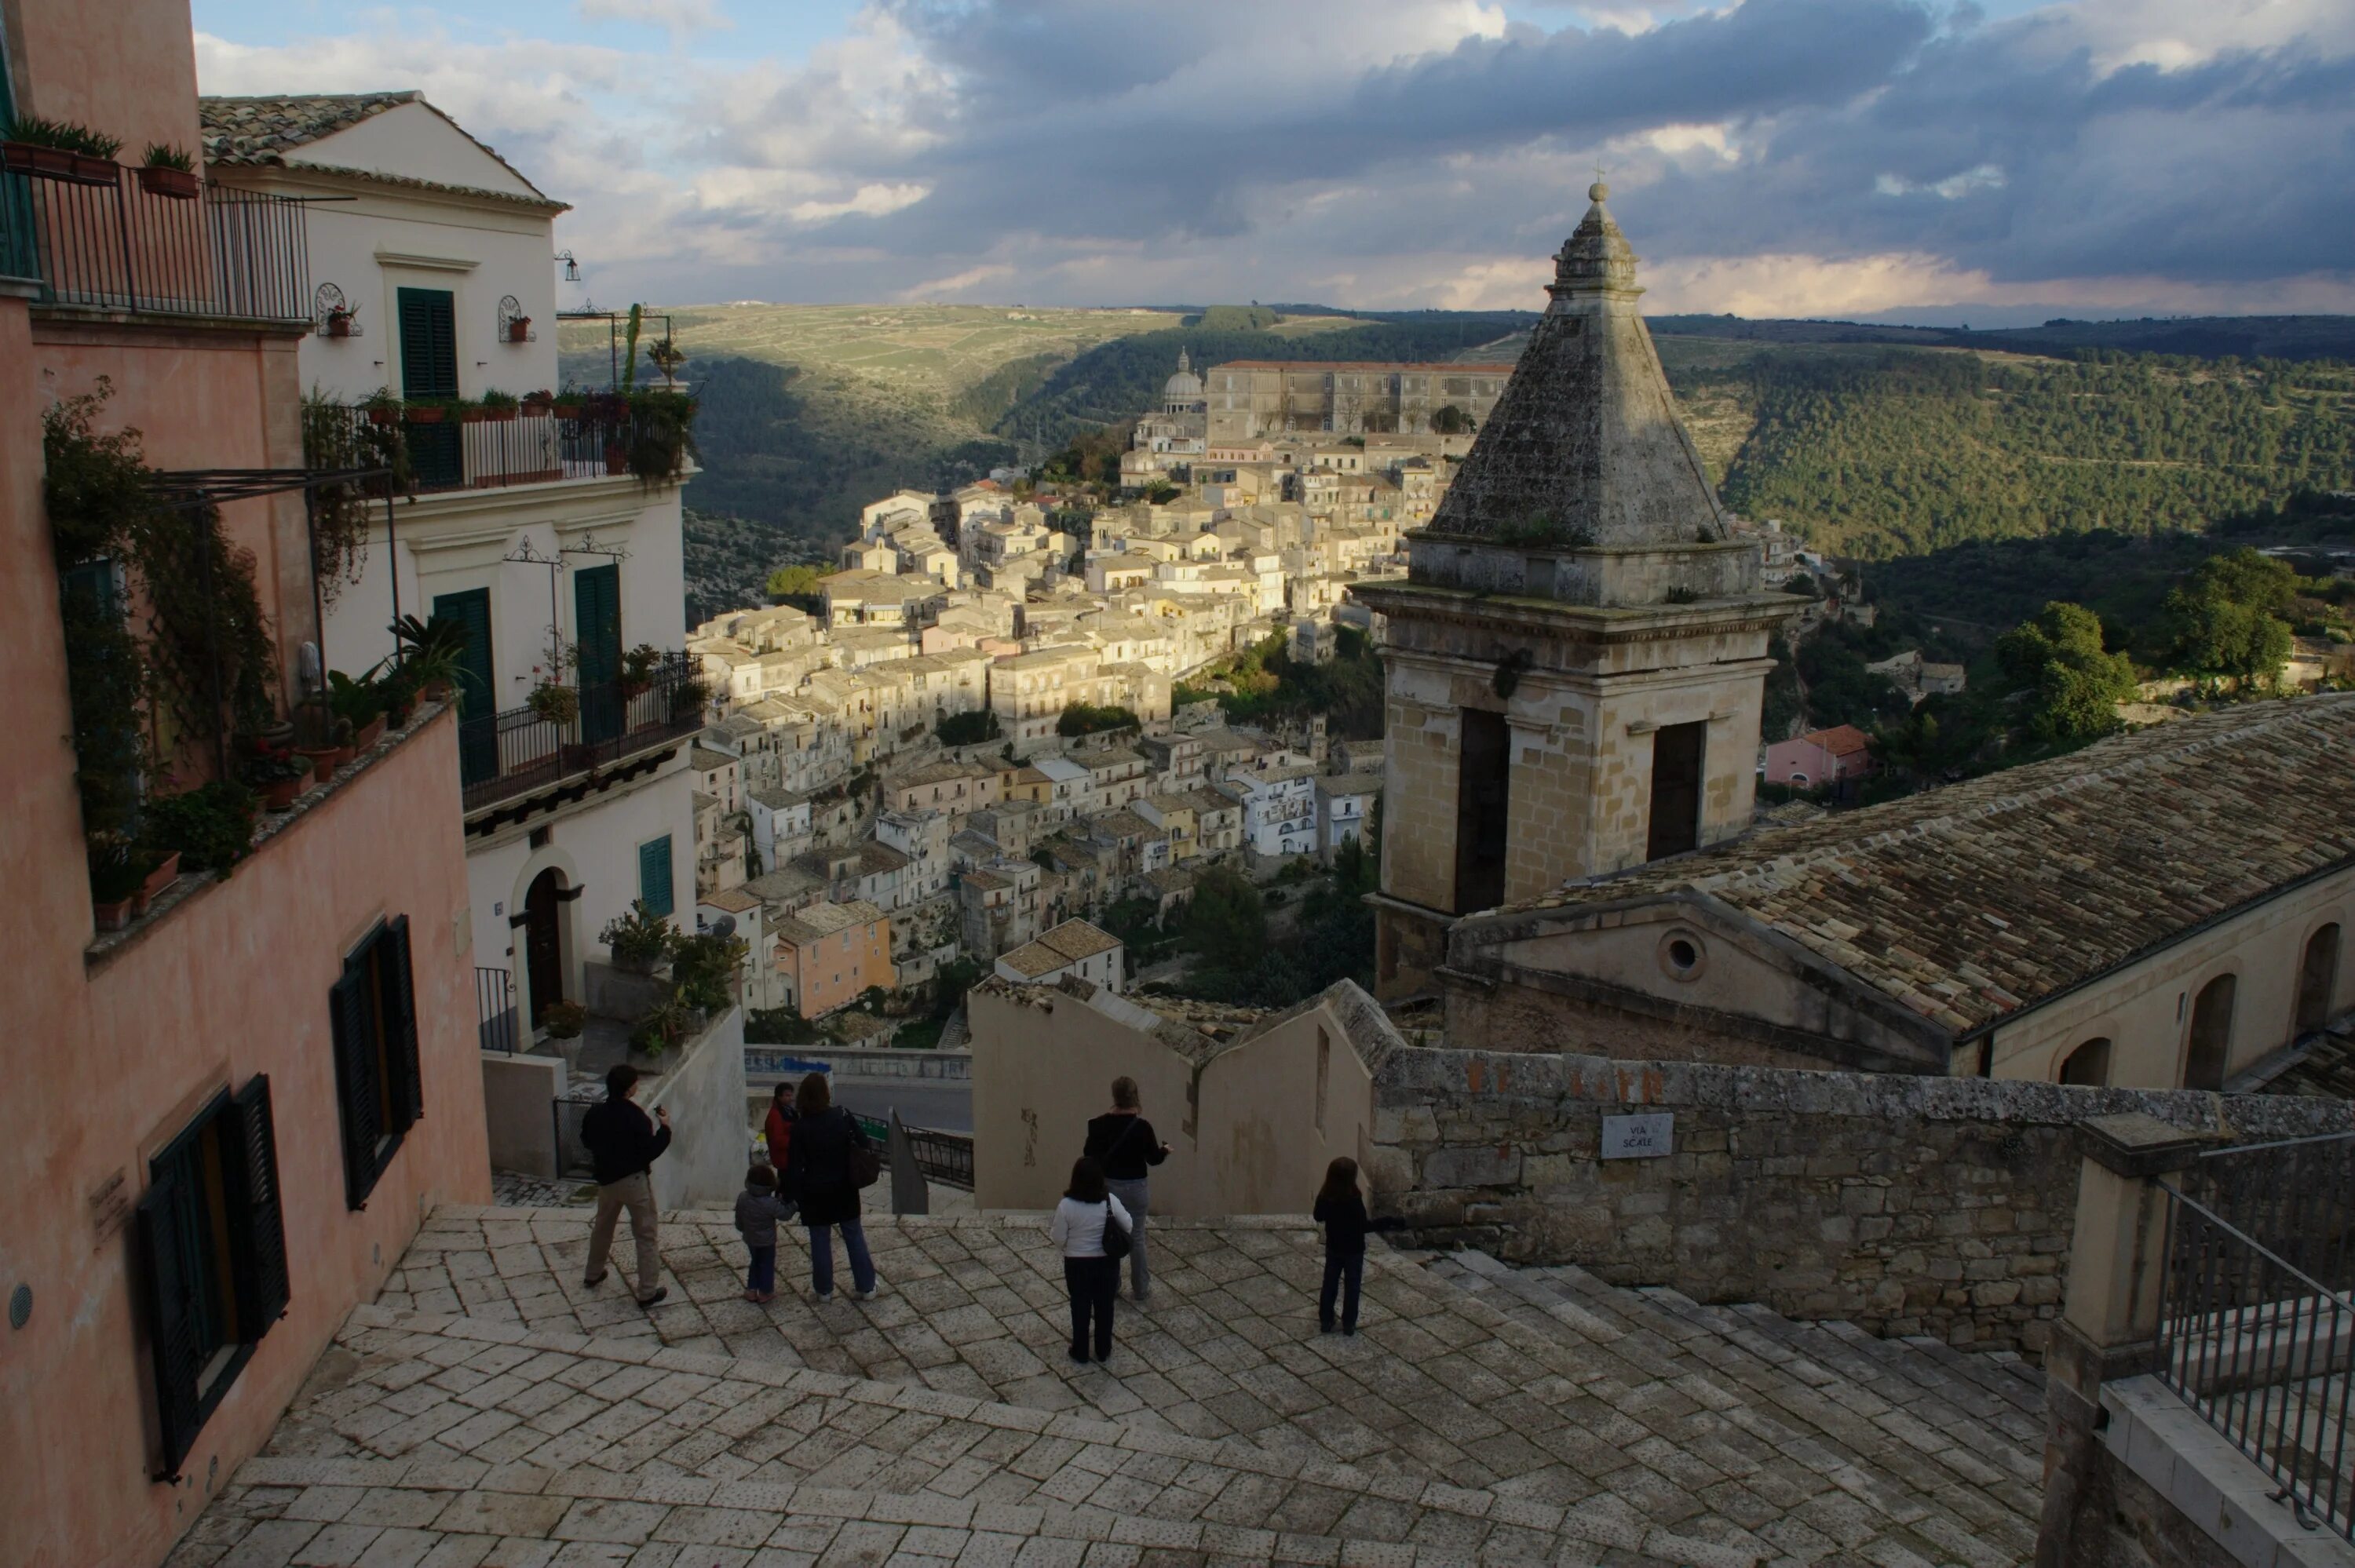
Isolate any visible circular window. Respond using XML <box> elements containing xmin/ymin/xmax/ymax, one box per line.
<box><xmin>1657</xmin><ymin>930</ymin><xmax>1707</xmax><ymax>982</ymax></box>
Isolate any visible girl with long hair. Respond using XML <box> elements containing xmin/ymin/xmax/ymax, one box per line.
<box><xmin>1049</xmin><ymin>1156</ymin><xmax>1133</xmax><ymax>1365</ymax></box>
<box><xmin>1313</xmin><ymin>1157</ymin><xmax>1369</xmax><ymax>1334</ymax></box>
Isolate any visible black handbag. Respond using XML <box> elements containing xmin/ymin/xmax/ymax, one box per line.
<box><xmin>1101</xmin><ymin>1198</ymin><xmax>1132</xmax><ymax>1261</ymax></box>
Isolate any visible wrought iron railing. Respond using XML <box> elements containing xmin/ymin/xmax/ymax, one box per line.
<box><xmin>312</xmin><ymin>400</ymin><xmax>692</xmax><ymax>495</ymax></box>
<box><xmin>2156</xmin><ymin>1133</ymin><xmax>2355</xmax><ymax>1540</ymax></box>
<box><xmin>476</xmin><ymin>965</ymin><xmax>520</xmax><ymax>1053</ymax></box>
<box><xmin>0</xmin><ymin>162</ymin><xmax>309</xmax><ymax>320</ymax></box>
<box><xmin>458</xmin><ymin>651</ymin><xmax>705</xmax><ymax>813</ymax></box>
<box><xmin>903</xmin><ymin>1124</ymin><xmax>974</xmax><ymax>1191</ymax></box>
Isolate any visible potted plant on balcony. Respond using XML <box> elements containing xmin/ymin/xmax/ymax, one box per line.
<box><xmin>628</xmin><ymin>997</ymin><xmax>696</xmax><ymax>1059</ymax></box>
<box><xmin>620</xmin><ymin>642</ymin><xmax>661</xmax><ymax>698</ymax></box>
<box><xmin>520</xmin><ymin>388</ymin><xmax>554</xmax><ymax>415</ymax></box>
<box><xmin>137</xmin><ymin>143</ymin><xmax>200</xmax><ymax>200</ymax></box>
<box><xmin>389</xmin><ymin>614</ymin><xmax>466</xmax><ymax>701</ymax></box>
<box><xmin>325</xmin><ymin>302</ymin><xmax>360</xmax><ymax>338</ymax></box>
<box><xmin>141</xmin><ymin>781</ymin><xmax>257</xmax><ymax>877</ymax></box>
<box><xmin>601</xmin><ymin>899</ymin><xmax>674</xmax><ymax>976</ymax></box>
<box><xmin>623</xmin><ymin>388</ymin><xmax>697</xmax><ymax>486</ymax></box>
<box><xmin>507</xmin><ymin>315</ymin><xmax>532</xmax><ymax>344</ymax></box>
<box><xmin>539</xmin><ymin>998</ymin><xmax>588</xmax><ymax>1069</ymax></box>
<box><xmin>550</xmin><ymin>387</ymin><xmax>585</xmax><ymax>420</ymax></box>
<box><xmin>328</xmin><ymin>665</ymin><xmax>389</xmax><ymax>750</ymax></box>
<box><xmin>403</xmin><ymin>397</ymin><xmax>452</xmax><ymax>425</ymax></box>
<box><xmin>89</xmin><ymin>837</ymin><xmax>144</xmax><ymax>932</ymax></box>
<box><xmin>362</xmin><ymin>388</ymin><xmax>401</xmax><ymax>425</ymax></box>
<box><xmin>476</xmin><ymin>388</ymin><xmax>519</xmax><ymax>423</ymax></box>
<box><xmin>2</xmin><ymin>116</ymin><xmax>122</xmax><ymax>185</ymax></box>
<box><xmin>645</xmin><ymin>335</ymin><xmax>687</xmax><ymax>387</ymax></box>
<box><xmin>528</xmin><ymin>680</ymin><xmax>579</xmax><ymax>727</ymax></box>
<box><xmin>241</xmin><ymin>740</ymin><xmax>314</xmax><ymax>811</ymax></box>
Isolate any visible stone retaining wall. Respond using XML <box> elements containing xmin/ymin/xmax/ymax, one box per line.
<box><xmin>1368</xmin><ymin>1048</ymin><xmax>2354</xmax><ymax>1355</ymax></box>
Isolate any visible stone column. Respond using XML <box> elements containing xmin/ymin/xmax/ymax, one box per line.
<box><xmin>2034</xmin><ymin>1111</ymin><xmax>2212</xmax><ymax>1568</ymax></box>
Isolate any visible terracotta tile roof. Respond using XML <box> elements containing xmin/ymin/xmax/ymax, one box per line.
<box><xmin>698</xmin><ymin>888</ymin><xmax>761</xmax><ymax>914</ymax></box>
<box><xmin>1798</xmin><ymin>724</ymin><xmax>1873</xmax><ymax>758</ymax></box>
<box><xmin>1484</xmin><ymin>695</ymin><xmax>2355</xmax><ymax>1040</ymax></box>
<box><xmin>1038</xmin><ymin>918</ymin><xmax>1123</xmax><ymax>962</ymax></box>
<box><xmin>198</xmin><ymin>93</ymin><xmax>564</xmax><ymax>210</ymax></box>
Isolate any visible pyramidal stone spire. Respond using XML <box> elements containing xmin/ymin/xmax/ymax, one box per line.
<box><xmin>1424</xmin><ymin>183</ymin><xmax>1727</xmax><ymax>548</ymax></box>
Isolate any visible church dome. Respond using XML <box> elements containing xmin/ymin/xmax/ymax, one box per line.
<box><xmin>1163</xmin><ymin>348</ymin><xmax>1202</xmax><ymax>400</ymax></box>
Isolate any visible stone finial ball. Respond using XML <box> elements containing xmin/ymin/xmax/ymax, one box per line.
<box><xmin>1589</xmin><ymin>181</ymin><xmax>1608</xmax><ymax>203</ymax></box>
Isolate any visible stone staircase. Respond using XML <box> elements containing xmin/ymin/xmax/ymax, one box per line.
<box><xmin>175</xmin><ymin>1208</ymin><xmax>2051</xmax><ymax>1567</ymax></box>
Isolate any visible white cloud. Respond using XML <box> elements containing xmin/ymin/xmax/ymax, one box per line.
<box><xmin>575</xmin><ymin>0</ymin><xmax>732</xmax><ymax>38</ymax></box>
<box><xmin>896</xmin><ymin>263</ymin><xmax>1015</xmax><ymax>300</ymax></box>
<box><xmin>789</xmin><ymin>182</ymin><xmax>932</xmax><ymax>222</ymax></box>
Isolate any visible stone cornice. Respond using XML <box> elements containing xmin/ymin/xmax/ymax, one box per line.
<box><xmin>1353</xmin><ymin>579</ymin><xmax>1799</xmax><ymax>644</ymax></box>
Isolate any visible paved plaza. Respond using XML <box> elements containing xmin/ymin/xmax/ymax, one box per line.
<box><xmin>172</xmin><ymin>1205</ymin><xmax>2049</xmax><ymax>1567</ymax></box>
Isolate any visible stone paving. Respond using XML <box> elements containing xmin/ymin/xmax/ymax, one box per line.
<box><xmin>173</xmin><ymin>1205</ymin><xmax>2050</xmax><ymax>1566</ymax></box>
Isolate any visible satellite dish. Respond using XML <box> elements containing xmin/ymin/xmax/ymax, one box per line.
<box><xmin>710</xmin><ymin>914</ymin><xmax>736</xmax><ymax>940</ymax></box>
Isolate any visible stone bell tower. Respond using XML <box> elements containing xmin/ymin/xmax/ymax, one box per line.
<box><xmin>1355</xmin><ymin>184</ymin><xmax>1798</xmax><ymax>999</ymax></box>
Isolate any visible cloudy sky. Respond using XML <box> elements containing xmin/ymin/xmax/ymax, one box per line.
<box><xmin>192</xmin><ymin>0</ymin><xmax>2355</xmax><ymax>325</ymax></box>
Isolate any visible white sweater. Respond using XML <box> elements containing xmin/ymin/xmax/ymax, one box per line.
<box><xmin>1049</xmin><ymin>1195</ymin><xmax>1134</xmax><ymax>1259</ymax></box>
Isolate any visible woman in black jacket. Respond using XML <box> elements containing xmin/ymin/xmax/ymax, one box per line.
<box><xmin>785</xmin><ymin>1074</ymin><xmax>878</xmax><ymax>1300</ymax></box>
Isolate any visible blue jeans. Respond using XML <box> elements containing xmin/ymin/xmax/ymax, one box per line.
<box><xmin>746</xmin><ymin>1245</ymin><xmax>775</xmax><ymax>1296</ymax></box>
<box><xmin>809</xmin><ymin>1220</ymin><xmax>874</xmax><ymax>1296</ymax></box>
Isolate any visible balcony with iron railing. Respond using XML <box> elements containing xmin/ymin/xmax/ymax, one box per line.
<box><xmin>459</xmin><ymin>651</ymin><xmax>706</xmax><ymax>815</ymax></box>
<box><xmin>306</xmin><ymin>394</ymin><xmax>696</xmax><ymax>498</ymax></box>
<box><xmin>0</xmin><ymin>157</ymin><xmax>309</xmax><ymax>321</ymax></box>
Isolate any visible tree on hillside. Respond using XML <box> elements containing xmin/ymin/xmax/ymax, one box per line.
<box><xmin>1182</xmin><ymin>865</ymin><xmax>1266</xmax><ymax>973</ymax></box>
<box><xmin>766</xmin><ymin>562</ymin><xmax>836</xmax><ymax>603</ymax></box>
<box><xmin>2165</xmin><ymin>547</ymin><xmax>2299</xmax><ymax>680</ymax></box>
<box><xmin>1996</xmin><ymin>601</ymin><xmax>2137</xmax><ymax>742</ymax></box>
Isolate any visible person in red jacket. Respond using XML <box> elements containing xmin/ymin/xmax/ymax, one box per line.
<box><xmin>763</xmin><ymin>1081</ymin><xmax>797</xmax><ymax>1170</ymax></box>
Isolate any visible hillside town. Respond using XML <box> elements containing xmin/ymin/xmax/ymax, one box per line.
<box><xmin>12</xmin><ymin>9</ymin><xmax>2355</xmax><ymax>1568</ymax></box>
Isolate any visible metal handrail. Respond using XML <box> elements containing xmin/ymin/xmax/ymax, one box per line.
<box><xmin>2156</xmin><ymin>1176</ymin><xmax>2355</xmax><ymax>1540</ymax></box>
<box><xmin>458</xmin><ymin>652</ymin><xmax>705</xmax><ymax>813</ymax></box>
<box><xmin>2</xmin><ymin>163</ymin><xmax>309</xmax><ymax>320</ymax></box>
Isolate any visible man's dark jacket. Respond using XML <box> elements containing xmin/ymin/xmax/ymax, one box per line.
<box><xmin>582</xmin><ymin>1096</ymin><xmax>671</xmax><ymax>1186</ymax></box>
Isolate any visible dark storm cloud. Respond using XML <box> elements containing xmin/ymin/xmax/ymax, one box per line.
<box><xmin>678</xmin><ymin>0</ymin><xmax>2352</xmax><ymax>302</ymax></box>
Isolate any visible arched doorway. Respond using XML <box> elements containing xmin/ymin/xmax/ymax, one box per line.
<box><xmin>2298</xmin><ymin>924</ymin><xmax>2341</xmax><ymax>1037</ymax></box>
<box><xmin>523</xmin><ymin>869</ymin><xmax>568</xmax><ymax>1026</ymax></box>
<box><xmin>2058</xmin><ymin>1037</ymin><xmax>2112</xmax><ymax>1087</ymax></box>
<box><xmin>2184</xmin><ymin>974</ymin><xmax>2236</xmax><ymax>1091</ymax></box>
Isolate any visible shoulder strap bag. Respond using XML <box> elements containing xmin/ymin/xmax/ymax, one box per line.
<box><xmin>1100</xmin><ymin>1198</ymin><xmax>1132</xmax><ymax>1261</ymax></box>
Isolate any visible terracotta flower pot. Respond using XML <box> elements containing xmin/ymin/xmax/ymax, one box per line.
<box><xmin>3</xmin><ymin>142</ymin><xmax>118</xmax><ymax>185</ymax></box>
<box><xmin>327</xmin><ymin>315</ymin><xmax>355</xmax><ymax>338</ymax></box>
<box><xmin>404</xmin><ymin>406</ymin><xmax>447</xmax><ymax>425</ymax></box>
<box><xmin>353</xmin><ymin>713</ymin><xmax>387</xmax><ymax>749</ymax></box>
<box><xmin>262</xmin><ymin>775</ymin><xmax>303</xmax><ymax>811</ymax></box>
<box><xmin>507</xmin><ymin>319</ymin><xmax>531</xmax><ymax>343</ymax></box>
<box><xmin>366</xmin><ymin>406</ymin><xmax>396</xmax><ymax>425</ymax></box>
<box><xmin>297</xmin><ymin>744</ymin><xmax>342</xmax><ymax>779</ymax></box>
<box><xmin>93</xmin><ymin>896</ymin><xmax>136</xmax><ymax>932</ymax></box>
<box><xmin>137</xmin><ymin>164</ymin><xmax>200</xmax><ymax>200</ymax></box>
<box><xmin>604</xmin><ymin>443</ymin><xmax>627</xmax><ymax>476</ymax></box>
<box><xmin>141</xmin><ymin>851</ymin><xmax>182</xmax><ymax>902</ymax></box>
<box><xmin>552</xmin><ymin>403</ymin><xmax>583</xmax><ymax>419</ymax></box>
<box><xmin>422</xmin><ymin>677</ymin><xmax>453</xmax><ymax>702</ymax></box>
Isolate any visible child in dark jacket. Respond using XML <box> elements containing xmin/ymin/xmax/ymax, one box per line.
<box><xmin>735</xmin><ymin>1164</ymin><xmax>797</xmax><ymax>1303</ymax></box>
<box><xmin>1313</xmin><ymin>1157</ymin><xmax>1369</xmax><ymax>1334</ymax></box>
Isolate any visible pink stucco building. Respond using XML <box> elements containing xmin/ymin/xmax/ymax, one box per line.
<box><xmin>1763</xmin><ymin>724</ymin><xmax>1877</xmax><ymax>790</ymax></box>
<box><xmin>0</xmin><ymin>5</ymin><xmax>491</xmax><ymax>1563</ymax></box>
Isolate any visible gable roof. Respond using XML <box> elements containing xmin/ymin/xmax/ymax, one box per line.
<box><xmin>198</xmin><ymin>93</ymin><xmax>565</xmax><ymax>210</ymax></box>
<box><xmin>1796</xmin><ymin>725</ymin><xmax>1873</xmax><ymax>759</ymax></box>
<box><xmin>1471</xmin><ymin>696</ymin><xmax>2355</xmax><ymax>1041</ymax></box>
<box><xmin>1422</xmin><ymin>184</ymin><xmax>1723</xmax><ymax>548</ymax></box>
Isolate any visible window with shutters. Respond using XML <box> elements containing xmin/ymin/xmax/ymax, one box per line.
<box><xmin>136</xmin><ymin>1078</ymin><xmax>290</xmax><ymax>1480</ymax></box>
<box><xmin>639</xmin><ymin>834</ymin><xmax>675</xmax><ymax>917</ymax></box>
<box><xmin>330</xmin><ymin>917</ymin><xmax>425</xmax><ymax>1209</ymax></box>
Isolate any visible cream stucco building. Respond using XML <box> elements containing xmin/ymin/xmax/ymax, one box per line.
<box><xmin>204</xmin><ymin>93</ymin><xmax>698</xmax><ymax>1039</ymax></box>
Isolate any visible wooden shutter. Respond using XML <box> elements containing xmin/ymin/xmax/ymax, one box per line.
<box><xmin>329</xmin><ymin>956</ymin><xmax>381</xmax><ymax>1209</ymax></box>
<box><xmin>639</xmin><ymin>835</ymin><xmax>674</xmax><ymax>917</ymax></box>
<box><xmin>135</xmin><ymin>1163</ymin><xmax>205</xmax><ymax>1479</ymax></box>
<box><xmin>384</xmin><ymin>916</ymin><xmax>424</xmax><ymax>1130</ymax></box>
<box><xmin>396</xmin><ymin>288</ymin><xmax>458</xmax><ymax>399</ymax></box>
<box><xmin>227</xmin><ymin>1076</ymin><xmax>290</xmax><ymax>1340</ymax></box>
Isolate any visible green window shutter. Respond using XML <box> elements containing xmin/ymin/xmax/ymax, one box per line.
<box><xmin>135</xmin><ymin>1160</ymin><xmax>205</xmax><ymax>1480</ymax></box>
<box><xmin>429</xmin><ymin>590</ymin><xmax>495</xmax><ymax>719</ymax></box>
<box><xmin>396</xmin><ymin>288</ymin><xmax>458</xmax><ymax>399</ymax></box>
<box><xmin>574</xmin><ymin>563</ymin><xmax>623</xmax><ymax>743</ymax></box>
<box><xmin>383</xmin><ymin>916</ymin><xmax>424</xmax><ymax>1131</ymax></box>
<box><xmin>329</xmin><ymin>954</ymin><xmax>382</xmax><ymax>1209</ymax></box>
<box><xmin>227</xmin><ymin>1076</ymin><xmax>290</xmax><ymax>1342</ymax></box>
<box><xmin>639</xmin><ymin>836</ymin><xmax>674</xmax><ymax>917</ymax></box>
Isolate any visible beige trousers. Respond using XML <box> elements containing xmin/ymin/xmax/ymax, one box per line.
<box><xmin>586</xmin><ymin>1171</ymin><xmax>662</xmax><ymax>1298</ymax></box>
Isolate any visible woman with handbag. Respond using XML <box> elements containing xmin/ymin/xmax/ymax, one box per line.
<box><xmin>786</xmin><ymin>1074</ymin><xmax>880</xmax><ymax>1301</ymax></box>
<box><xmin>1049</xmin><ymin>1156</ymin><xmax>1132</xmax><ymax>1365</ymax></box>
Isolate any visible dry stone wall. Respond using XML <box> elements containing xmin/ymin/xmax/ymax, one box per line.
<box><xmin>1369</xmin><ymin>1048</ymin><xmax>2354</xmax><ymax>1355</ymax></box>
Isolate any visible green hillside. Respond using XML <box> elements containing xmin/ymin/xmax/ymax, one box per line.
<box><xmin>1695</xmin><ymin>348</ymin><xmax>2355</xmax><ymax>557</ymax></box>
